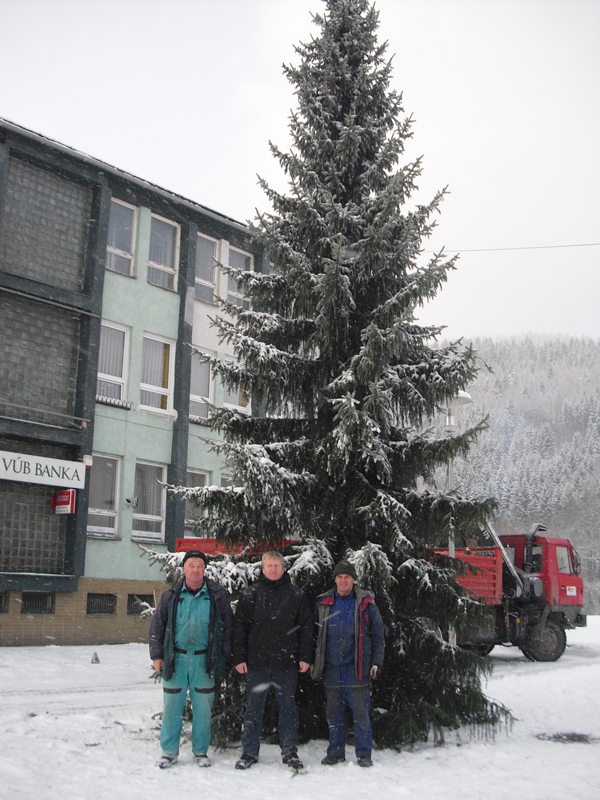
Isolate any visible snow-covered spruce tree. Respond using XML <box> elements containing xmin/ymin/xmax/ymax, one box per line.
<box><xmin>172</xmin><ymin>0</ymin><xmax>505</xmax><ymax>746</ymax></box>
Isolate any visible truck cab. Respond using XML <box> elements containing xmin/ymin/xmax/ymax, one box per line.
<box><xmin>499</xmin><ymin>532</ymin><xmax>585</xmax><ymax>625</ymax></box>
<box><xmin>435</xmin><ymin>522</ymin><xmax>586</xmax><ymax>661</ymax></box>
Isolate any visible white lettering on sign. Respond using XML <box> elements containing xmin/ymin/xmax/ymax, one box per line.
<box><xmin>0</xmin><ymin>451</ymin><xmax>85</xmax><ymax>489</ymax></box>
<box><xmin>55</xmin><ymin>489</ymin><xmax>76</xmax><ymax>514</ymax></box>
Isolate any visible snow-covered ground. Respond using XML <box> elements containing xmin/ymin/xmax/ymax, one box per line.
<box><xmin>1</xmin><ymin>619</ymin><xmax>599</xmax><ymax>800</ymax></box>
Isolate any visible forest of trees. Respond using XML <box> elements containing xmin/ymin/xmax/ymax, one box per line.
<box><xmin>440</xmin><ymin>334</ymin><xmax>600</xmax><ymax>613</ymax></box>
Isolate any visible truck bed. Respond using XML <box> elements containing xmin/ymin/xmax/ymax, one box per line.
<box><xmin>432</xmin><ymin>547</ymin><xmax>503</xmax><ymax>604</ymax></box>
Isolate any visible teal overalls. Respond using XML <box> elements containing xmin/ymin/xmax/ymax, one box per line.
<box><xmin>161</xmin><ymin>582</ymin><xmax>214</xmax><ymax>757</ymax></box>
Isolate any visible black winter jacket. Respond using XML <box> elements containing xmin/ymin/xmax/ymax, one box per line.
<box><xmin>149</xmin><ymin>577</ymin><xmax>233</xmax><ymax>681</ymax></box>
<box><xmin>232</xmin><ymin>571</ymin><xmax>313</xmax><ymax>668</ymax></box>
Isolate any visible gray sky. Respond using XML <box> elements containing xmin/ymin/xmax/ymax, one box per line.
<box><xmin>1</xmin><ymin>0</ymin><xmax>599</xmax><ymax>341</ymax></box>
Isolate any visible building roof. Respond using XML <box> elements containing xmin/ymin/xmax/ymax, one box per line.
<box><xmin>0</xmin><ymin>117</ymin><xmax>249</xmax><ymax>233</ymax></box>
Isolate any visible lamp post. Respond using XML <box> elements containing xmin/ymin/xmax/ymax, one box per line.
<box><xmin>445</xmin><ymin>390</ymin><xmax>472</xmax><ymax>646</ymax></box>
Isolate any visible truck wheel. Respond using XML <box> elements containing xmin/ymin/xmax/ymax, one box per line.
<box><xmin>520</xmin><ymin>619</ymin><xmax>566</xmax><ymax>662</ymax></box>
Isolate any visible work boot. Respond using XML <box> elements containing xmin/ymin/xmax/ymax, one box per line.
<box><xmin>321</xmin><ymin>753</ymin><xmax>345</xmax><ymax>765</ymax></box>
<box><xmin>282</xmin><ymin>753</ymin><xmax>304</xmax><ymax>770</ymax></box>
<box><xmin>235</xmin><ymin>753</ymin><xmax>258</xmax><ymax>770</ymax></box>
<box><xmin>357</xmin><ymin>756</ymin><xmax>373</xmax><ymax>768</ymax></box>
<box><xmin>157</xmin><ymin>755</ymin><xmax>178</xmax><ymax>769</ymax></box>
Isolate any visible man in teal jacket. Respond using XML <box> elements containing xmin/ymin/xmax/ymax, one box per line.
<box><xmin>149</xmin><ymin>550</ymin><xmax>233</xmax><ymax>769</ymax></box>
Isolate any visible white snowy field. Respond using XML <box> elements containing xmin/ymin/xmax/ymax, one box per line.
<box><xmin>1</xmin><ymin>619</ymin><xmax>599</xmax><ymax>800</ymax></box>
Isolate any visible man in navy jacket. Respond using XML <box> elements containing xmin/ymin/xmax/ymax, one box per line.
<box><xmin>312</xmin><ymin>559</ymin><xmax>384</xmax><ymax>768</ymax></box>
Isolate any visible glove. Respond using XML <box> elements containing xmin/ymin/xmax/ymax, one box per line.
<box><xmin>370</xmin><ymin>665</ymin><xmax>378</xmax><ymax>679</ymax></box>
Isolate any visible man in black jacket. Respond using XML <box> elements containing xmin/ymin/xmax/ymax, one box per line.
<box><xmin>149</xmin><ymin>550</ymin><xmax>233</xmax><ymax>769</ymax></box>
<box><xmin>232</xmin><ymin>550</ymin><xmax>312</xmax><ymax>771</ymax></box>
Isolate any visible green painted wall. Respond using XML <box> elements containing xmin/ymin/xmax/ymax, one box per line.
<box><xmin>86</xmin><ymin>206</ymin><xmax>238</xmax><ymax>581</ymax></box>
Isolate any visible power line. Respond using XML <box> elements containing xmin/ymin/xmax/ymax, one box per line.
<box><xmin>426</xmin><ymin>242</ymin><xmax>600</xmax><ymax>254</ymax></box>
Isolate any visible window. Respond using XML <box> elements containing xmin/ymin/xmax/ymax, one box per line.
<box><xmin>0</xmin><ymin>591</ymin><xmax>9</xmax><ymax>613</ymax></box>
<box><xmin>140</xmin><ymin>335</ymin><xmax>174</xmax><ymax>412</ymax></box>
<box><xmin>87</xmin><ymin>455</ymin><xmax>120</xmax><ymax>536</ymax></box>
<box><xmin>195</xmin><ymin>234</ymin><xmax>218</xmax><ymax>303</ymax></box>
<box><xmin>127</xmin><ymin>594</ymin><xmax>155</xmax><ymax>614</ymax></box>
<box><xmin>227</xmin><ymin>246</ymin><xmax>252</xmax><ymax>308</ymax></box>
<box><xmin>184</xmin><ymin>470</ymin><xmax>209</xmax><ymax>536</ymax></box>
<box><xmin>132</xmin><ymin>462</ymin><xmax>166</xmax><ymax>540</ymax></box>
<box><xmin>556</xmin><ymin>546</ymin><xmax>573</xmax><ymax>574</ymax></box>
<box><xmin>148</xmin><ymin>214</ymin><xmax>179</xmax><ymax>290</ymax></box>
<box><xmin>106</xmin><ymin>199</ymin><xmax>136</xmax><ymax>275</ymax></box>
<box><xmin>97</xmin><ymin>323</ymin><xmax>129</xmax><ymax>402</ymax></box>
<box><xmin>21</xmin><ymin>592</ymin><xmax>55</xmax><ymax>614</ymax></box>
<box><xmin>524</xmin><ymin>545</ymin><xmax>543</xmax><ymax>573</ymax></box>
<box><xmin>86</xmin><ymin>593</ymin><xmax>117</xmax><ymax>615</ymax></box>
<box><xmin>189</xmin><ymin>351</ymin><xmax>213</xmax><ymax>419</ymax></box>
<box><xmin>223</xmin><ymin>380</ymin><xmax>250</xmax><ymax>414</ymax></box>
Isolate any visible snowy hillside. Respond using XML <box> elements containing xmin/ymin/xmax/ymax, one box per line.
<box><xmin>1</xmin><ymin>618</ymin><xmax>599</xmax><ymax>800</ymax></box>
<box><xmin>447</xmin><ymin>335</ymin><xmax>600</xmax><ymax>612</ymax></box>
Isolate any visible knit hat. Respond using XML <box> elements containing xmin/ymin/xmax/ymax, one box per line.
<box><xmin>182</xmin><ymin>550</ymin><xmax>208</xmax><ymax>567</ymax></box>
<box><xmin>332</xmin><ymin>559</ymin><xmax>357</xmax><ymax>581</ymax></box>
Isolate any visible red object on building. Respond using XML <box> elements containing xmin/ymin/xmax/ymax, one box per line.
<box><xmin>52</xmin><ymin>489</ymin><xmax>76</xmax><ymax>515</ymax></box>
<box><xmin>176</xmin><ymin>538</ymin><xmax>297</xmax><ymax>557</ymax></box>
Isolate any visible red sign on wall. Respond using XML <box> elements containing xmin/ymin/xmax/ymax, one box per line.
<box><xmin>52</xmin><ymin>489</ymin><xmax>76</xmax><ymax>515</ymax></box>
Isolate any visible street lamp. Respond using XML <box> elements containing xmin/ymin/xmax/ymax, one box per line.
<box><xmin>445</xmin><ymin>390</ymin><xmax>472</xmax><ymax>646</ymax></box>
<box><xmin>444</xmin><ymin>390</ymin><xmax>472</xmax><ymax>556</ymax></box>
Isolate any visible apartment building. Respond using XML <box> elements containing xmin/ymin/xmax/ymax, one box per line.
<box><xmin>0</xmin><ymin>119</ymin><xmax>263</xmax><ymax>645</ymax></box>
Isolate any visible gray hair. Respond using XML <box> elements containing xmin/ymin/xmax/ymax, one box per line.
<box><xmin>261</xmin><ymin>550</ymin><xmax>285</xmax><ymax>568</ymax></box>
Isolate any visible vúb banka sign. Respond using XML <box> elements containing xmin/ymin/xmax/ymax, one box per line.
<box><xmin>0</xmin><ymin>450</ymin><xmax>85</xmax><ymax>489</ymax></box>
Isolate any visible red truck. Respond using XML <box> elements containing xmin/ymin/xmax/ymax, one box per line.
<box><xmin>434</xmin><ymin>522</ymin><xmax>586</xmax><ymax>661</ymax></box>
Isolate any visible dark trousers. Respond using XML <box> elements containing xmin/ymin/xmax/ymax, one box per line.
<box><xmin>325</xmin><ymin>682</ymin><xmax>372</xmax><ymax>759</ymax></box>
<box><xmin>241</xmin><ymin>666</ymin><xmax>299</xmax><ymax>759</ymax></box>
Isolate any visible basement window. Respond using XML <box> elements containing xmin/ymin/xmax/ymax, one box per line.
<box><xmin>21</xmin><ymin>592</ymin><xmax>55</xmax><ymax>614</ymax></box>
<box><xmin>86</xmin><ymin>593</ymin><xmax>117</xmax><ymax>615</ymax></box>
<box><xmin>127</xmin><ymin>594</ymin><xmax>155</xmax><ymax>615</ymax></box>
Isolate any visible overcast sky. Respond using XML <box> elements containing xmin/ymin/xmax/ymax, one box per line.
<box><xmin>1</xmin><ymin>0</ymin><xmax>599</xmax><ymax>342</ymax></box>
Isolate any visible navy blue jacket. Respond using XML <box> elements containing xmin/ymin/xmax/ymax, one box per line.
<box><xmin>312</xmin><ymin>585</ymin><xmax>384</xmax><ymax>682</ymax></box>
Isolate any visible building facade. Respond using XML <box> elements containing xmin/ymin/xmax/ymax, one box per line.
<box><xmin>0</xmin><ymin>120</ymin><xmax>263</xmax><ymax>646</ymax></box>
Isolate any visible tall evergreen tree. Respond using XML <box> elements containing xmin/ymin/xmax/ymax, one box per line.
<box><xmin>173</xmin><ymin>0</ymin><xmax>504</xmax><ymax>745</ymax></box>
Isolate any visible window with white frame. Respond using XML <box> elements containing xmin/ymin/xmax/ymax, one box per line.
<box><xmin>140</xmin><ymin>334</ymin><xmax>174</xmax><ymax>412</ymax></box>
<box><xmin>106</xmin><ymin>199</ymin><xmax>136</xmax><ymax>275</ymax></box>
<box><xmin>195</xmin><ymin>234</ymin><xmax>218</xmax><ymax>303</ymax></box>
<box><xmin>132</xmin><ymin>462</ymin><xmax>166</xmax><ymax>540</ymax></box>
<box><xmin>184</xmin><ymin>470</ymin><xmax>209</xmax><ymax>536</ymax></box>
<box><xmin>148</xmin><ymin>214</ymin><xmax>179</xmax><ymax>290</ymax></box>
<box><xmin>223</xmin><ymin>377</ymin><xmax>250</xmax><ymax>414</ymax></box>
<box><xmin>189</xmin><ymin>351</ymin><xmax>213</xmax><ymax>419</ymax></box>
<box><xmin>227</xmin><ymin>246</ymin><xmax>252</xmax><ymax>309</ymax></box>
<box><xmin>87</xmin><ymin>455</ymin><xmax>120</xmax><ymax>536</ymax></box>
<box><xmin>97</xmin><ymin>322</ymin><xmax>129</xmax><ymax>401</ymax></box>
